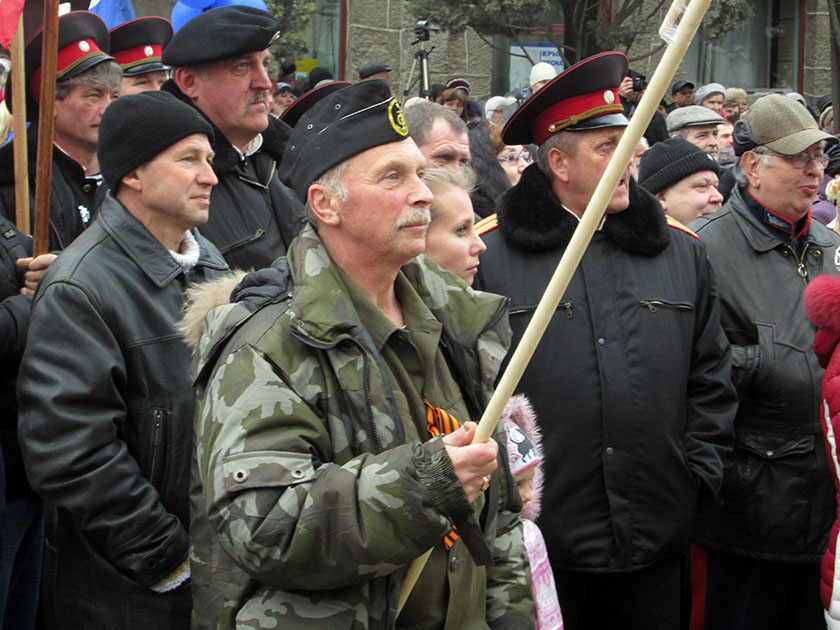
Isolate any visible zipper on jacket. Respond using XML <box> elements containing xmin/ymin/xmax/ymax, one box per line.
<box><xmin>149</xmin><ymin>409</ymin><xmax>164</xmax><ymax>484</ymax></box>
<box><xmin>784</xmin><ymin>243</ymin><xmax>811</xmax><ymax>285</ymax></box>
<box><xmin>507</xmin><ymin>300</ymin><xmax>571</xmax><ymax>319</ymax></box>
<box><xmin>639</xmin><ymin>299</ymin><xmax>694</xmax><ymax>313</ymax></box>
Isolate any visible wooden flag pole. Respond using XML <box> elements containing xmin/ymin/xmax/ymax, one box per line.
<box><xmin>11</xmin><ymin>13</ymin><xmax>29</xmax><ymax>235</ymax></box>
<box><xmin>396</xmin><ymin>0</ymin><xmax>713</xmax><ymax>617</ymax></box>
<box><xmin>32</xmin><ymin>0</ymin><xmax>60</xmax><ymax>255</ymax></box>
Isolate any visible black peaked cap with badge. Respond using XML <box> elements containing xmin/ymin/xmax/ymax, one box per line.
<box><xmin>7</xmin><ymin>11</ymin><xmax>113</xmax><ymax>120</ymax></box>
<box><xmin>161</xmin><ymin>6</ymin><xmax>280</xmax><ymax>67</ymax></box>
<box><xmin>109</xmin><ymin>17</ymin><xmax>173</xmax><ymax>76</ymax></box>
<box><xmin>502</xmin><ymin>51</ymin><xmax>629</xmax><ymax>146</ymax></box>
<box><xmin>279</xmin><ymin>80</ymin><xmax>352</xmax><ymax>128</ymax></box>
<box><xmin>279</xmin><ymin>79</ymin><xmax>410</xmax><ymax>202</ymax></box>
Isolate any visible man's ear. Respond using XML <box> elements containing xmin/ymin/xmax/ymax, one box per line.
<box><xmin>655</xmin><ymin>190</ymin><xmax>667</xmax><ymax>211</ymax></box>
<box><xmin>174</xmin><ymin>67</ymin><xmax>200</xmax><ymax>99</ymax></box>
<box><xmin>121</xmin><ymin>167</ymin><xmax>142</xmax><ymax>193</ymax></box>
<box><xmin>308</xmin><ymin>184</ymin><xmax>340</xmax><ymax>227</ymax></box>
<box><xmin>741</xmin><ymin>152</ymin><xmax>761</xmax><ymax>189</ymax></box>
<box><xmin>547</xmin><ymin>146</ymin><xmax>570</xmax><ymax>183</ymax></box>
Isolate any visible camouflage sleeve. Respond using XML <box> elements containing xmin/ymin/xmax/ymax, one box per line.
<box><xmin>196</xmin><ymin>343</ymin><xmax>470</xmax><ymax>591</ymax></box>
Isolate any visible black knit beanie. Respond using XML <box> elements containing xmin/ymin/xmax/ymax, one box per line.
<box><xmin>637</xmin><ymin>138</ymin><xmax>720</xmax><ymax>195</ymax></box>
<box><xmin>98</xmin><ymin>90</ymin><xmax>214</xmax><ymax>193</ymax></box>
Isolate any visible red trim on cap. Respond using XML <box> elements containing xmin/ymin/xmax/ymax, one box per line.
<box><xmin>530</xmin><ymin>88</ymin><xmax>624</xmax><ymax>145</ymax></box>
<box><xmin>113</xmin><ymin>44</ymin><xmax>163</xmax><ymax>69</ymax></box>
<box><xmin>30</xmin><ymin>38</ymin><xmax>106</xmax><ymax>104</ymax></box>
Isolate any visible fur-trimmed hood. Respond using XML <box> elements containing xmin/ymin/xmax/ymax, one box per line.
<box><xmin>181</xmin><ymin>270</ymin><xmax>247</xmax><ymax>348</ymax></box>
<box><xmin>805</xmin><ymin>274</ymin><xmax>840</xmax><ymax>369</ymax></box>
<box><xmin>501</xmin><ymin>394</ymin><xmax>544</xmax><ymax>521</ymax></box>
<box><xmin>495</xmin><ymin>162</ymin><xmax>670</xmax><ymax>256</ymax></box>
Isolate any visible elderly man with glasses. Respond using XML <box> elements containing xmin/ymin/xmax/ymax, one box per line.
<box><xmin>689</xmin><ymin>93</ymin><xmax>840</xmax><ymax>630</ymax></box>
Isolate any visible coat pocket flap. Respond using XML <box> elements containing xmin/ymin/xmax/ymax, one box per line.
<box><xmin>222</xmin><ymin>450</ymin><xmax>315</xmax><ymax>493</ymax></box>
<box><xmin>737</xmin><ymin>432</ymin><xmax>814</xmax><ymax>459</ymax></box>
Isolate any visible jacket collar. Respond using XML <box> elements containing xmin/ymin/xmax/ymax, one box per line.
<box><xmin>98</xmin><ymin>193</ymin><xmax>227</xmax><ymax>288</ymax></box>
<box><xmin>728</xmin><ymin>185</ymin><xmax>838</xmax><ymax>252</ymax></box>
<box><xmin>0</xmin><ymin>125</ymin><xmax>88</xmax><ymax>186</ymax></box>
<box><xmin>496</xmin><ymin>163</ymin><xmax>670</xmax><ymax>256</ymax></box>
<box><xmin>284</xmin><ymin>224</ymin><xmax>508</xmax><ymax>348</ymax></box>
<box><xmin>160</xmin><ymin>80</ymin><xmax>292</xmax><ymax>175</ymax></box>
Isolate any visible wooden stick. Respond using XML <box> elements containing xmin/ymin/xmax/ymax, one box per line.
<box><xmin>396</xmin><ymin>0</ymin><xmax>712</xmax><ymax>617</ymax></box>
<box><xmin>11</xmin><ymin>14</ymin><xmax>29</xmax><ymax>235</ymax></box>
<box><xmin>33</xmin><ymin>0</ymin><xmax>59</xmax><ymax>255</ymax></box>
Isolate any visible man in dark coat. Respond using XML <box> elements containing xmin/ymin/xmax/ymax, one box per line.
<box><xmin>689</xmin><ymin>93</ymin><xmax>840</xmax><ymax>630</ymax></box>
<box><xmin>17</xmin><ymin>90</ymin><xmax>229</xmax><ymax>629</ymax></box>
<box><xmin>474</xmin><ymin>52</ymin><xmax>737</xmax><ymax>630</ymax></box>
<box><xmin>0</xmin><ymin>11</ymin><xmax>121</xmax><ymax>251</ymax></box>
<box><xmin>160</xmin><ymin>5</ymin><xmax>305</xmax><ymax>270</ymax></box>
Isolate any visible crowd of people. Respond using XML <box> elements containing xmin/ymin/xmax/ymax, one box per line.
<box><xmin>0</xmin><ymin>5</ymin><xmax>839</xmax><ymax>630</ymax></box>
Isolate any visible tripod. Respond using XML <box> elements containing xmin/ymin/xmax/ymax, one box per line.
<box><xmin>402</xmin><ymin>39</ymin><xmax>435</xmax><ymax>101</ymax></box>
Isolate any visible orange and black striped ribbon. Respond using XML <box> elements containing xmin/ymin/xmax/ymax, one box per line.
<box><xmin>423</xmin><ymin>399</ymin><xmax>462</xmax><ymax>550</ymax></box>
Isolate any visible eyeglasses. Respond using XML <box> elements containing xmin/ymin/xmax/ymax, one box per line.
<box><xmin>498</xmin><ymin>151</ymin><xmax>533</xmax><ymax>164</ymax></box>
<box><xmin>758</xmin><ymin>149</ymin><xmax>829</xmax><ymax>169</ymax></box>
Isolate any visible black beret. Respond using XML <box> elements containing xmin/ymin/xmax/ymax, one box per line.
<box><xmin>502</xmin><ymin>52</ymin><xmax>628</xmax><ymax>146</ymax></box>
<box><xmin>8</xmin><ymin>11</ymin><xmax>113</xmax><ymax>120</ymax></box>
<box><xmin>359</xmin><ymin>62</ymin><xmax>391</xmax><ymax>80</ymax></box>
<box><xmin>109</xmin><ymin>17</ymin><xmax>173</xmax><ymax>76</ymax></box>
<box><xmin>98</xmin><ymin>90</ymin><xmax>214</xmax><ymax>193</ymax></box>
<box><xmin>161</xmin><ymin>6</ymin><xmax>280</xmax><ymax>67</ymax></box>
<box><xmin>279</xmin><ymin>79</ymin><xmax>410</xmax><ymax>202</ymax></box>
<box><xmin>637</xmin><ymin>138</ymin><xmax>720</xmax><ymax>195</ymax></box>
<box><xmin>279</xmin><ymin>80</ymin><xmax>352</xmax><ymax>128</ymax></box>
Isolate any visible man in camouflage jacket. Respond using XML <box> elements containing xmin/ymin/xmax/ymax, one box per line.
<box><xmin>186</xmin><ymin>79</ymin><xmax>534</xmax><ymax>629</ymax></box>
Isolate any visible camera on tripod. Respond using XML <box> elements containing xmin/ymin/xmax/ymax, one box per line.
<box><xmin>414</xmin><ymin>20</ymin><xmax>441</xmax><ymax>42</ymax></box>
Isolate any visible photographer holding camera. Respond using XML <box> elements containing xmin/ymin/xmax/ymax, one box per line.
<box><xmin>620</xmin><ymin>69</ymin><xmax>668</xmax><ymax>147</ymax></box>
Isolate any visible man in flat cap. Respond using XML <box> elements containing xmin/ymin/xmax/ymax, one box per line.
<box><xmin>668</xmin><ymin>79</ymin><xmax>695</xmax><ymax>112</ymax></box>
<box><xmin>667</xmin><ymin>104</ymin><xmax>725</xmax><ymax>160</ymax></box>
<box><xmin>359</xmin><ymin>61</ymin><xmax>392</xmax><ymax>86</ymax></box>
<box><xmin>161</xmin><ymin>5</ymin><xmax>304</xmax><ymax>270</ymax></box>
<box><xmin>185</xmin><ymin>79</ymin><xmax>533</xmax><ymax>629</ymax></box>
<box><xmin>110</xmin><ymin>16</ymin><xmax>173</xmax><ymax>95</ymax></box>
<box><xmin>0</xmin><ymin>10</ymin><xmax>122</xmax><ymax>250</ymax></box>
<box><xmin>17</xmin><ymin>89</ymin><xmax>228</xmax><ymax>629</ymax></box>
<box><xmin>638</xmin><ymin>137</ymin><xmax>723</xmax><ymax>225</ymax></box>
<box><xmin>474</xmin><ymin>52</ymin><xmax>736</xmax><ymax>629</ymax></box>
<box><xmin>688</xmin><ymin>93</ymin><xmax>840</xmax><ymax>629</ymax></box>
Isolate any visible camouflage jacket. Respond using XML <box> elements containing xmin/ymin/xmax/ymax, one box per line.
<box><xmin>188</xmin><ymin>224</ymin><xmax>534</xmax><ymax>629</ymax></box>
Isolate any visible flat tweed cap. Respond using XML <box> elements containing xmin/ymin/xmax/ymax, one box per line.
<box><xmin>161</xmin><ymin>6</ymin><xmax>280</xmax><ymax>67</ymax></box>
<box><xmin>8</xmin><ymin>11</ymin><xmax>113</xmax><ymax>120</ymax></box>
<box><xmin>637</xmin><ymin>138</ymin><xmax>720</xmax><ymax>195</ymax></box>
<box><xmin>109</xmin><ymin>17</ymin><xmax>173</xmax><ymax>76</ymax></box>
<box><xmin>359</xmin><ymin>62</ymin><xmax>391</xmax><ymax>80</ymax></box>
<box><xmin>279</xmin><ymin>79</ymin><xmax>411</xmax><ymax>202</ymax></box>
<box><xmin>98</xmin><ymin>90</ymin><xmax>214</xmax><ymax>193</ymax></box>
<box><xmin>502</xmin><ymin>52</ymin><xmax>629</xmax><ymax>146</ymax></box>
<box><xmin>666</xmin><ymin>105</ymin><xmax>723</xmax><ymax>133</ymax></box>
<box><xmin>737</xmin><ymin>93</ymin><xmax>835</xmax><ymax>156</ymax></box>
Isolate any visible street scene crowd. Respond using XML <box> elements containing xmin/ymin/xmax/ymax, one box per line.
<box><xmin>1</xmin><ymin>4</ymin><xmax>840</xmax><ymax>630</ymax></box>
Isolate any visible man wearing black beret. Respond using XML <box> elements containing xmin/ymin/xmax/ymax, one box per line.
<box><xmin>0</xmin><ymin>11</ymin><xmax>122</xmax><ymax>251</ymax></box>
<box><xmin>474</xmin><ymin>52</ymin><xmax>736</xmax><ymax>629</ymax></box>
<box><xmin>185</xmin><ymin>78</ymin><xmax>535</xmax><ymax>629</ymax></box>
<box><xmin>17</xmin><ymin>90</ymin><xmax>228</xmax><ymax>629</ymax></box>
<box><xmin>161</xmin><ymin>5</ymin><xmax>305</xmax><ymax>271</ymax></box>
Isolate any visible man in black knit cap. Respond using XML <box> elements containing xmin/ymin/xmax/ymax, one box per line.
<box><xmin>17</xmin><ymin>90</ymin><xmax>228</xmax><ymax>629</ymax></box>
<box><xmin>161</xmin><ymin>5</ymin><xmax>304</xmax><ymax>270</ymax></box>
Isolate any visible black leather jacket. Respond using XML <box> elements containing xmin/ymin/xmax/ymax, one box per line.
<box><xmin>17</xmin><ymin>195</ymin><xmax>228</xmax><ymax>628</ymax></box>
<box><xmin>691</xmin><ymin>185</ymin><xmax>840</xmax><ymax>561</ymax></box>
<box><xmin>162</xmin><ymin>81</ymin><xmax>305</xmax><ymax>270</ymax></box>
<box><xmin>475</xmin><ymin>165</ymin><xmax>737</xmax><ymax>572</ymax></box>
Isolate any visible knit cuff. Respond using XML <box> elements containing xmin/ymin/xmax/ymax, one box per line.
<box><xmin>415</xmin><ymin>438</ymin><xmax>473</xmax><ymax>521</ymax></box>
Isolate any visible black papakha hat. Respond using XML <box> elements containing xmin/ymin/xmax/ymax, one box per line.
<box><xmin>359</xmin><ymin>62</ymin><xmax>391</xmax><ymax>80</ymax></box>
<box><xmin>161</xmin><ymin>6</ymin><xmax>280</xmax><ymax>67</ymax></box>
<box><xmin>109</xmin><ymin>17</ymin><xmax>173</xmax><ymax>76</ymax></box>
<box><xmin>502</xmin><ymin>52</ymin><xmax>629</xmax><ymax>146</ymax></box>
<box><xmin>279</xmin><ymin>80</ymin><xmax>352</xmax><ymax>128</ymax></box>
<box><xmin>279</xmin><ymin>79</ymin><xmax>411</xmax><ymax>202</ymax></box>
<box><xmin>8</xmin><ymin>11</ymin><xmax>113</xmax><ymax>120</ymax></box>
<box><xmin>637</xmin><ymin>138</ymin><xmax>720</xmax><ymax>195</ymax></box>
<box><xmin>98</xmin><ymin>90</ymin><xmax>214</xmax><ymax>193</ymax></box>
